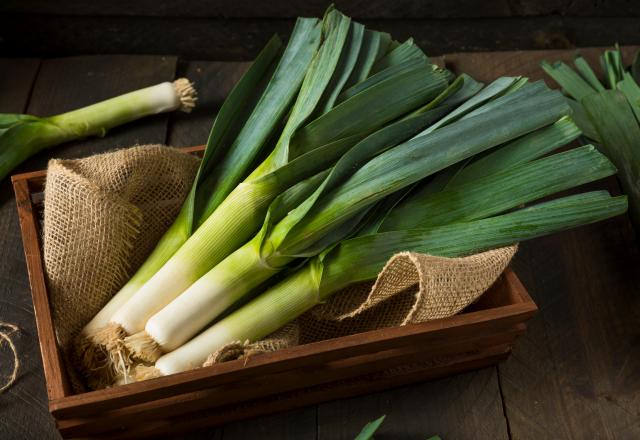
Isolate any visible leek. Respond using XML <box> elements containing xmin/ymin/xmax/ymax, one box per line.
<box><xmin>77</xmin><ymin>17</ymin><xmax>322</xmax><ymax>375</ymax></box>
<box><xmin>542</xmin><ymin>46</ymin><xmax>640</xmax><ymax>224</ymax></box>
<box><xmin>137</xmin><ymin>142</ymin><xmax>613</xmax><ymax>363</ymax></box>
<box><xmin>88</xmin><ymin>8</ymin><xmax>452</xmax><ymax>374</ymax></box>
<box><xmin>0</xmin><ymin>78</ymin><xmax>196</xmax><ymax>182</ymax></box>
<box><xmin>125</xmin><ymin>80</ymin><xmax>574</xmax><ymax>362</ymax></box>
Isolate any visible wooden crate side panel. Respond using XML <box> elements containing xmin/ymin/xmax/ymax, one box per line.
<box><xmin>56</xmin><ymin>324</ymin><xmax>527</xmax><ymax>437</ymax></box>
<box><xmin>74</xmin><ymin>345</ymin><xmax>512</xmax><ymax>440</ymax></box>
<box><xmin>50</xmin><ymin>294</ymin><xmax>535</xmax><ymax>418</ymax></box>
<box><xmin>11</xmin><ymin>176</ymin><xmax>71</xmax><ymax>399</ymax></box>
<box><xmin>58</xmin><ymin>336</ymin><xmax>518</xmax><ymax>438</ymax></box>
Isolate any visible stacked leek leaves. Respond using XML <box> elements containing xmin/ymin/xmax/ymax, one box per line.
<box><xmin>80</xmin><ymin>7</ymin><xmax>456</xmax><ymax>381</ymax></box>
<box><xmin>542</xmin><ymin>45</ymin><xmax>640</xmax><ymax>223</ymax></box>
<box><xmin>78</xmin><ymin>7</ymin><xmax>628</xmax><ymax>384</ymax></box>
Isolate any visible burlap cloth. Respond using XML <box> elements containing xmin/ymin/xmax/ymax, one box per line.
<box><xmin>204</xmin><ymin>246</ymin><xmax>516</xmax><ymax>365</ymax></box>
<box><xmin>43</xmin><ymin>145</ymin><xmax>199</xmax><ymax>388</ymax></box>
<box><xmin>42</xmin><ymin>144</ymin><xmax>516</xmax><ymax>382</ymax></box>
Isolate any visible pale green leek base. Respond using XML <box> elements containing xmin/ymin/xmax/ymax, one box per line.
<box><xmin>124</xmin><ymin>331</ymin><xmax>164</xmax><ymax>363</ymax></box>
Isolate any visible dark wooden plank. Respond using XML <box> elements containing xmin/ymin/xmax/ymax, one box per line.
<box><xmin>0</xmin><ymin>57</ymin><xmax>58</xmax><ymax>440</ymax></box>
<box><xmin>0</xmin><ymin>55</ymin><xmax>177</xmax><ymax>440</ymax></box>
<box><xmin>441</xmin><ymin>45</ymin><xmax>640</xmax><ymax>84</ymax></box>
<box><xmin>3</xmin><ymin>0</ymin><xmax>640</xmax><ymax>18</ymax></box>
<box><xmin>446</xmin><ymin>49</ymin><xmax>640</xmax><ymax>439</ymax></box>
<box><xmin>2</xmin><ymin>15</ymin><xmax>640</xmax><ymax>61</ymax></box>
<box><xmin>0</xmin><ymin>0</ymin><xmax>509</xmax><ymax>18</ymax></box>
<box><xmin>48</xmin><ymin>284</ymin><xmax>534</xmax><ymax>419</ymax></box>
<box><xmin>218</xmin><ymin>409</ymin><xmax>317</xmax><ymax>440</ymax></box>
<box><xmin>168</xmin><ymin>61</ymin><xmax>248</xmax><ymax>148</ymax></box>
<box><xmin>0</xmin><ymin>58</ymin><xmax>40</xmax><ymax>111</ymax></box>
<box><xmin>505</xmin><ymin>222</ymin><xmax>640</xmax><ymax>439</ymax></box>
<box><xmin>52</xmin><ymin>323</ymin><xmax>526</xmax><ymax>436</ymax></box>
<box><xmin>12</xmin><ymin>176</ymin><xmax>71</xmax><ymax>400</ymax></box>
<box><xmin>318</xmin><ymin>367</ymin><xmax>509</xmax><ymax>439</ymax></box>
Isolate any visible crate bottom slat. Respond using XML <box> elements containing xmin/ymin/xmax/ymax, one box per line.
<box><xmin>57</xmin><ymin>323</ymin><xmax>526</xmax><ymax>438</ymax></box>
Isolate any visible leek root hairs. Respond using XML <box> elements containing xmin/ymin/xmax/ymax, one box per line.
<box><xmin>173</xmin><ymin>79</ymin><xmax>197</xmax><ymax>112</ymax></box>
<box><xmin>86</xmin><ymin>323</ymin><xmax>131</xmax><ymax>380</ymax></box>
<box><xmin>124</xmin><ymin>331</ymin><xmax>164</xmax><ymax>363</ymax></box>
<box><xmin>133</xmin><ymin>365</ymin><xmax>162</xmax><ymax>381</ymax></box>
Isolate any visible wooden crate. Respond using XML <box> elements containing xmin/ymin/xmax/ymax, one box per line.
<box><xmin>11</xmin><ymin>146</ymin><xmax>537</xmax><ymax>439</ymax></box>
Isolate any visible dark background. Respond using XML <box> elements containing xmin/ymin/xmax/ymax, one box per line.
<box><xmin>1</xmin><ymin>0</ymin><xmax>640</xmax><ymax>60</ymax></box>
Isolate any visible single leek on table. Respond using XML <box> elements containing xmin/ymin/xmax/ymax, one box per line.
<box><xmin>542</xmin><ymin>45</ymin><xmax>640</xmax><ymax>224</ymax></box>
<box><xmin>0</xmin><ymin>78</ymin><xmax>196</xmax><ymax>182</ymax></box>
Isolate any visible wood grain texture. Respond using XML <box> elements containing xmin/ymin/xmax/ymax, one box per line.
<box><xmin>44</xmin><ymin>272</ymin><xmax>531</xmax><ymax>421</ymax></box>
<box><xmin>12</xmin><ymin>177</ymin><xmax>71</xmax><ymax>400</ymax></box>
<box><xmin>218</xmin><ymin>408</ymin><xmax>317</xmax><ymax>440</ymax></box>
<box><xmin>441</xmin><ymin>45</ymin><xmax>640</xmax><ymax>84</ymax></box>
<box><xmin>2</xmin><ymin>15</ymin><xmax>640</xmax><ymax>61</ymax></box>
<box><xmin>2</xmin><ymin>0</ymin><xmax>640</xmax><ymax>18</ymax></box>
<box><xmin>0</xmin><ymin>55</ymin><xmax>178</xmax><ymax>440</ymax></box>
<box><xmin>168</xmin><ymin>61</ymin><xmax>249</xmax><ymax>148</ymax></box>
<box><xmin>0</xmin><ymin>57</ymin><xmax>56</xmax><ymax>440</ymax></box>
<box><xmin>318</xmin><ymin>367</ymin><xmax>509</xmax><ymax>439</ymax></box>
<box><xmin>455</xmin><ymin>49</ymin><xmax>640</xmax><ymax>440</ymax></box>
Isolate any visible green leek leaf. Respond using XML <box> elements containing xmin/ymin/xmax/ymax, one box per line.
<box><xmin>354</xmin><ymin>415</ymin><xmax>386</xmax><ymax>440</ymax></box>
<box><xmin>582</xmin><ymin>89</ymin><xmax>640</xmax><ymax>222</ymax></box>
<box><xmin>382</xmin><ymin>145</ymin><xmax>616</xmax><ymax>230</ymax></box>
<box><xmin>574</xmin><ymin>56</ymin><xmax>605</xmax><ymax>91</ymax></box>
<box><xmin>541</xmin><ymin>60</ymin><xmax>596</xmax><ymax>101</ymax></box>
<box><xmin>319</xmin><ymin>192</ymin><xmax>627</xmax><ymax>295</ymax></box>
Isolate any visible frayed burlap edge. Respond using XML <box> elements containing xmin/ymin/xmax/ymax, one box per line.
<box><xmin>42</xmin><ymin>145</ymin><xmax>199</xmax><ymax>391</ymax></box>
<box><xmin>203</xmin><ymin>322</ymin><xmax>300</xmax><ymax>366</ymax></box>
<box><xmin>205</xmin><ymin>245</ymin><xmax>517</xmax><ymax>365</ymax></box>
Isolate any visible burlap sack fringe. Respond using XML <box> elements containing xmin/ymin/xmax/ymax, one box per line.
<box><xmin>43</xmin><ymin>145</ymin><xmax>199</xmax><ymax>391</ymax></box>
<box><xmin>203</xmin><ymin>322</ymin><xmax>300</xmax><ymax>366</ymax></box>
<box><xmin>206</xmin><ymin>246</ymin><xmax>517</xmax><ymax>364</ymax></box>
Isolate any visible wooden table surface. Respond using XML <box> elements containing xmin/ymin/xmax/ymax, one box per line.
<box><xmin>1</xmin><ymin>47</ymin><xmax>639</xmax><ymax>439</ymax></box>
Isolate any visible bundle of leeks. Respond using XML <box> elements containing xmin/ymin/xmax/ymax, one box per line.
<box><xmin>542</xmin><ymin>45</ymin><xmax>640</xmax><ymax>223</ymax></box>
<box><xmin>75</xmin><ymin>7</ymin><xmax>627</xmax><ymax>384</ymax></box>
<box><xmin>77</xmin><ymin>6</ymin><xmax>457</xmax><ymax>380</ymax></box>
